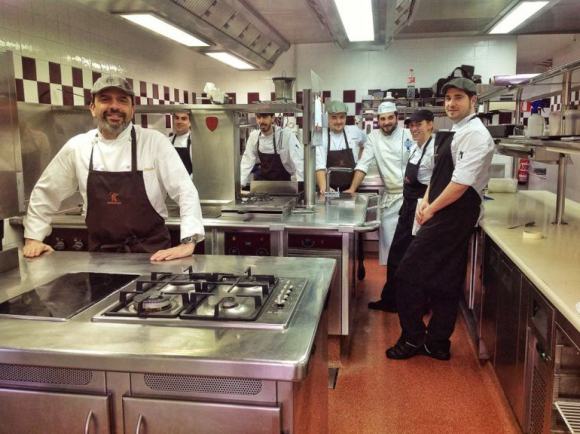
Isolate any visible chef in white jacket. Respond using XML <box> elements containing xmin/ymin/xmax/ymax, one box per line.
<box><xmin>315</xmin><ymin>100</ymin><xmax>367</xmax><ymax>192</ymax></box>
<box><xmin>23</xmin><ymin>75</ymin><xmax>205</xmax><ymax>261</ymax></box>
<box><xmin>345</xmin><ymin>101</ymin><xmax>413</xmax><ymax>265</ymax></box>
<box><xmin>240</xmin><ymin>113</ymin><xmax>303</xmax><ymax>186</ymax></box>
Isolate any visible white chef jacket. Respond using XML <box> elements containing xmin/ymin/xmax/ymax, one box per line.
<box><xmin>449</xmin><ymin>115</ymin><xmax>495</xmax><ymax>199</ymax></box>
<box><xmin>408</xmin><ymin>135</ymin><xmax>435</xmax><ymax>186</ymax></box>
<box><xmin>315</xmin><ymin>125</ymin><xmax>367</xmax><ymax>170</ymax></box>
<box><xmin>240</xmin><ymin>126</ymin><xmax>304</xmax><ymax>186</ymax></box>
<box><xmin>355</xmin><ymin>126</ymin><xmax>414</xmax><ymax>265</ymax></box>
<box><xmin>24</xmin><ymin>124</ymin><xmax>205</xmax><ymax>244</ymax></box>
<box><xmin>171</xmin><ymin>132</ymin><xmax>190</xmax><ymax>149</ymax></box>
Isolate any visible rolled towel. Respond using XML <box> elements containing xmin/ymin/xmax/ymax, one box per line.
<box><xmin>487</xmin><ymin>178</ymin><xmax>518</xmax><ymax>193</ymax></box>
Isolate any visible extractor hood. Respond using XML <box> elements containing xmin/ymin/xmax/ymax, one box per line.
<box><xmin>80</xmin><ymin>0</ymin><xmax>291</xmax><ymax>70</ymax></box>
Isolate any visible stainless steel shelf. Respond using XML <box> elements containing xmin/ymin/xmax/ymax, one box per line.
<box><xmin>479</xmin><ymin>57</ymin><xmax>580</xmax><ymax>103</ymax></box>
<box><xmin>135</xmin><ymin>103</ymin><xmax>303</xmax><ymax>114</ymax></box>
<box><xmin>555</xmin><ymin>401</ymin><xmax>580</xmax><ymax>433</ymax></box>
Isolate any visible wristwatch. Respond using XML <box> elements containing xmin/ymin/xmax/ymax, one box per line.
<box><xmin>180</xmin><ymin>236</ymin><xmax>196</xmax><ymax>245</ymax></box>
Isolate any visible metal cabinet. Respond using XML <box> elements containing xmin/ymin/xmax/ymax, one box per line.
<box><xmin>481</xmin><ymin>238</ymin><xmax>501</xmax><ymax>361</ymax></box>
<box><xmin>525</xmin><ymin>285</ymin><xmax>555</xmax><ymax>434</ymax></box>
<box><xmin>0</xmin><ymin>388</ymin><xmax>111</xmax><ymax>434</ymax></box>
<box><xmin>123</xmin><ymin>396</ymin><xmax>281</xmax><ymax>434</ymax></box>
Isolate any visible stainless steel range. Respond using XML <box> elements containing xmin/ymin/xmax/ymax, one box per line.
<box><xmin>92</xmin><ymin>267</ymin><xmax>307</xmax><ymax>330</ymax></box>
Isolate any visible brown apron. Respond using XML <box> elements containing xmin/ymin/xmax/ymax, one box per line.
<box><xmin>85</xmin><ymin>127</ymin><xmax>171</xmax><ymax>253</ymax></box>
<box><xmin>326</xmin><ymin>129</ymin><xmax>356</xmax><ymax>191</ymax></box>
<box><xmin>255</xmin><ymin>128</ymin><xmax>291</xmax><ymax>181</ymax></box>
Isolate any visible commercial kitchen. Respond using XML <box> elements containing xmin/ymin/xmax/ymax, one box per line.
<box><xmin>1</xmin><ymin>0</ymin><xmax>580</xmax><ymax>433</ymax></box>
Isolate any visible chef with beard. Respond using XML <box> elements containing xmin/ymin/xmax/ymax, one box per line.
<box><xmin>240</xmin><ymin>112</ymin><xmax>303</xmax><ymax>186</ymax></box>
<box><xmin>23</xmin><ymin>75</ymin><xmax>204</xmax><ymax>261</ymax></box>
<box><xmin>345</xmin><ymin>101</ymin><xmax>413</xmax><ymax>272</ymax></box>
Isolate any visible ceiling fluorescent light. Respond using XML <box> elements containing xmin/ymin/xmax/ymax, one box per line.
<box><xmin>120</xmin><ymin>14</ymin><xmax>208</xmax><ymax>47</ymax></box>
<box><xmin>206</xmin><ymin>52</ymin><xmax>255</xmax><ymax>70</ymax></box>
<box><xmin>489</xmin><ymin>1</ymin><xmax>549</xmax><ymax>34</ymax></box>
<box><xmin>334</xmin><ymin>0</ymin><xmax>374</xmax><ymax>42</ymax></box>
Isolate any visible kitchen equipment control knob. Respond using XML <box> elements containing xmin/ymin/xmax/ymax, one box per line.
<box><xmin>72</xmin><ymin>238</ymin><xmax>84</xmax><ymax>251</ymax></box>
<box><xmin>256</xmin><ymin>248</ymin><xmax>269</xmax><ymax>256</ymax></box>
<box><xmin>275</xmin><ymin>294</ymin><xmax>285</xmax><ymax>308</ymax></box>
<box><xmin>53</xmin><ymin>238</ymin><xmax>66</xmax><ymax>251</ymax></box>
<box><xmin>301</xmin><ymin>238</ymin><xmax>315</xmax><ymax>248</ymax></box>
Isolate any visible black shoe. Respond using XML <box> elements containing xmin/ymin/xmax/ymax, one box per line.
<box><xmin>368</xmin><ymin>300</ymin><xmax>397</xmax><ymax>312</ymax></box>
<box><xmin>422</xmin><ymin>344</ymin><xmax>451</xmax><ymax>361</ymax></box>
<box><xmin>386</xmin><ymin>340</ymin><xmax>423</xmax><ymax>360</ymax></box>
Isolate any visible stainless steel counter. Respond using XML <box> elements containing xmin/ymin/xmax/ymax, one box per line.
<box><xmin>480</xmin><ymin>190</ymin><xmax>580</xmax><ymax>332</ymax></box>
<box><xmin>0</xmin><ymin>252</ymin><xmax>335</xmax><ymax>381</ymax></box>
<box><xmin>10</xmin><ymin>193</ymin><xmax>376</xmax><ymax>231</ymax></box>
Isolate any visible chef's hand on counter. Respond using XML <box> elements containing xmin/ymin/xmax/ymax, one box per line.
<box><xmin>23</xmin><ymin>239</ymin><xmax>54</xmax><ymax>258</ymax></box>
<box><xmin>150</xmin><ymin>243</ymin><xmax>195</xmax><ymax>261</ymax></box>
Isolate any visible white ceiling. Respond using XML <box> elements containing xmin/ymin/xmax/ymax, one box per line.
<box><xmin>81</xmin><ymin>0</ymin><xmax>580</xmax><ymax>70</ymax></box>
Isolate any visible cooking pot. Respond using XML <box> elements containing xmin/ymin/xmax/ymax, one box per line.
<box><xmin>272</xmin><ymin>76</ymin><xmax>296</xmax><ymax>101</ymax></box>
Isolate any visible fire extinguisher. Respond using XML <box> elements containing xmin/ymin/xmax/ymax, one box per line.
<box><xmin>517</xmin><ymin>158</ymin><xmax>530</xmax><ymax>185</ymax></box>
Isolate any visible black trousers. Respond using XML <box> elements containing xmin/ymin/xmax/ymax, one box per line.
<box><xmin>395</xmin><ymin>205</ymin><xmax>477</xmax><ymax>352</ymax></box>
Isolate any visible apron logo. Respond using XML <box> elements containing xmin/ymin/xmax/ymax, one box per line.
<box><xmin>206</xmin><ymin>116</ymin><xmax>219</xmax><ymax>132</ymax></box>
<box><xmin>107</xmin><ymin>192</ymin><xmax>122</xmax><ymax>205</ymax></box>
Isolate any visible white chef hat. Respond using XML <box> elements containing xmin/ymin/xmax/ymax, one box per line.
<box><xmin>378</xmin><ymin>101</ymin><xmax>397</xmax><ymax>114</ymax></box>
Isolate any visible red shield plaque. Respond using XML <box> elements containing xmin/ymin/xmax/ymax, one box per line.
<box><xmin>206</xmin><ymin>116</ymin><xmax>218</xmax><ymax>132</ymax></box>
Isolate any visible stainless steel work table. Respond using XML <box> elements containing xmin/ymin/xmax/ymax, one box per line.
<box><xmin>0</xmin><ymin>252</ymin><xmax>335</xmax><ymax>382</ymax></box>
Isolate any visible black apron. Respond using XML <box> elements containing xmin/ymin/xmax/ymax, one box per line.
<box><xmin>397</xmin><ymin>123</ymin><xmax>481</xmax><ymax>292</ymax></box>
<box><xmin>326</xmin><ymin>129</ymin><xmax>356</xmax><ymax>191</ymax></box>
<box><xmin>387</xmin><ymin>137</ymin><xmax>432</xmax><ymax>266</ymax></box>
<box><xmin>255</xmin><ymin>128</ymin><xmax>291</xmax><ymax>181</ymax></box>
<box><xmin>85</xmin><ymin>127</ymin><xmax>172</xmax><ymax>253</ymax></box>
<box><xmin>171</xmin><ymin>133</ymin><xmax>193</xmax><ymax>175</ymax></box>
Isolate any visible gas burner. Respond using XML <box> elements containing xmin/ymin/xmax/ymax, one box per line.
<box><xmin>136</xmin><ymin>294</ymin><xmax>172</xmax><ymax>312</ymax></box>
<box><xmin>220</xmin><ymin>297</ymin><xmax>239</xmax><ymax>309</ymax></box>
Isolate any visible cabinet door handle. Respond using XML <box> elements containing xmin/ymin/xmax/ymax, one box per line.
<box><xmin>135</xmin><ymin>414</ymin><xmax>144</xmax><ymax>434</ymax></box>
<box><xmin>84</xmin><ymin>410</ymin><xmax>93</xmax><ymax>434</ymax></box>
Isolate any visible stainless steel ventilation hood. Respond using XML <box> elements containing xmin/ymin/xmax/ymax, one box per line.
<box><xmin>80</xmin><ymin>0</ymin><xmax>291</xmax><ymax>70</ymax></box>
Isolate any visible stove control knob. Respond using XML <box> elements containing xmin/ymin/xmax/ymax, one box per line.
<box><xmin>256</xmin><ymin>248</ymin><xmax>269</xmax><ymax>256</ymax></box>
<box><xmin>288</xmin><ymin>285</ymin><xmax>294</xmax><ymax>291</ymax></box>
<box><xmin>275</xmin><ymin>294</ymin><xmax>286</xmax><ymax>308</ymax></box>
<box><xmin>72</xmin><ymin>238</ymin><xmax>84</xmax><ymax>251</ymax></box>
<box><xmin>301</xmin><ymin>238</ymin><xmax>315</xmax><ymax>248</ymax></box>
<box><xmin>53</xmin><ymin>238</ymin><xmax>66</xmax><ymax>251</ymax></box>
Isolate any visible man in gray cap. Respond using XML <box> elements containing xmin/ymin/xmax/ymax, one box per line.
<box><xmin>386</xmin><ymin>77</ymin><xmax>494</xmax><ymax>361</ymax></box>
<box><xmin>345</xmin><ymin>101</ymin><xmax>413</xmax><ymax>277</ymax></box>
<box><xmin>23</xmin><ymin>75</ymin><xmax>204</xmax><ymax>261</ymax></box>
<box><xmin>315</xmin><ymin>100</ymin><xmax>366</xmax><ymax>192</ymax></box>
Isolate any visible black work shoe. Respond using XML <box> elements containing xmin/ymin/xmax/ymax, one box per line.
<box><xmin>422</xmin><ymin>344</ymin><xmax>451</xmax><ymax>361</ymax></box>
<box><xmin>368</xmin><ymin>300</ymin><xmax>397</xmax><ymax>312</ymax></box>
<box><xmin>386</xmin><ymin>341</ymin><xmax>423</xmax><ymax>360</ymax></box>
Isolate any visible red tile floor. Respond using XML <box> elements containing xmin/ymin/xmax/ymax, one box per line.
<box><xmin>328</xmin><ymin>254</ymin><xmax>522</xmax><ymax>434</ymax></box>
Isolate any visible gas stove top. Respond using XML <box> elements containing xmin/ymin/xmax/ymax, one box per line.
<box><xmin>92</xmin><ymin>267</ymin><xmax>308</xmax><ymax>330</ymax></box>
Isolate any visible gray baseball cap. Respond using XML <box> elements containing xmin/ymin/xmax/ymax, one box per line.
<box><xmin>327</xmin><ymin>100</ymin><xmax>349</xmax><ymax>114</ymax></box>
<box><xmin>441</xmin><ymin>78</ymin><xmax>477</xmax><ymax>95</ymax></box>
<box><xmin>91</xmin><ymin>75</ymin><xmax>135</xmax><ymax>98</ymax></box>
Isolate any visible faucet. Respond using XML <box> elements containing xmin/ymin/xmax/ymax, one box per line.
<box><xmin>325</xmin><ymin>167</ymin><xmax>353</xmax><ymax>203</ymax></box>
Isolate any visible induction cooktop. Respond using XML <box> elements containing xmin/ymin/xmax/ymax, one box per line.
<box><xmin>0</xmin><ymin>272</ymin><xmax>138</xmax><ymax>321</ymax></box>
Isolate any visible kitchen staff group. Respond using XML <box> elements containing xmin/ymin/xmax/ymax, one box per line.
<box><xmin>22</xmin><ymin>75</ymin><xmax>494</xmax><ymax>361</ymax></box>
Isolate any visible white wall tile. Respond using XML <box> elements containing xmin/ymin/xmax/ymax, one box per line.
<box><xmin>58</xmin><ymin>21</ymin><xmax>70</xmax><ymax>45</ymax></box>
<box><xmin>50</xmin><ymin>83</ymin><xmax>63</xmax><ymax>105</ymax></box>
<box><xmin>23</xmin><ymin>78</ymin><xmax>38</xmax><ymax>102</ymax></box>
<box><xmin>12</xmin><ymin>52</ymin><xmax>22</xmax><ymax>78</ymax></box>
<box><xmin>82</xmin><ymin>67</ymin><xmax>92</xmax><ymax>87</ymax></box>
<box><xmin>3</xmin><ymin>4</ymin><xmax>20</xmax><ymax>31</ymax></box>
<box><xmin>73</xmin><ymin>86</ymin><xmax>84</xmax><ymax>105</ymax></box>
<box><xmin>36</xmin><ymin>58</ymin><xmax>49</xmax><ymax>82</ymax></box>
<box><xmin>61</xmin><ymin>64</ymin><xmax>72</xmax><ymax>86</ymax></box>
